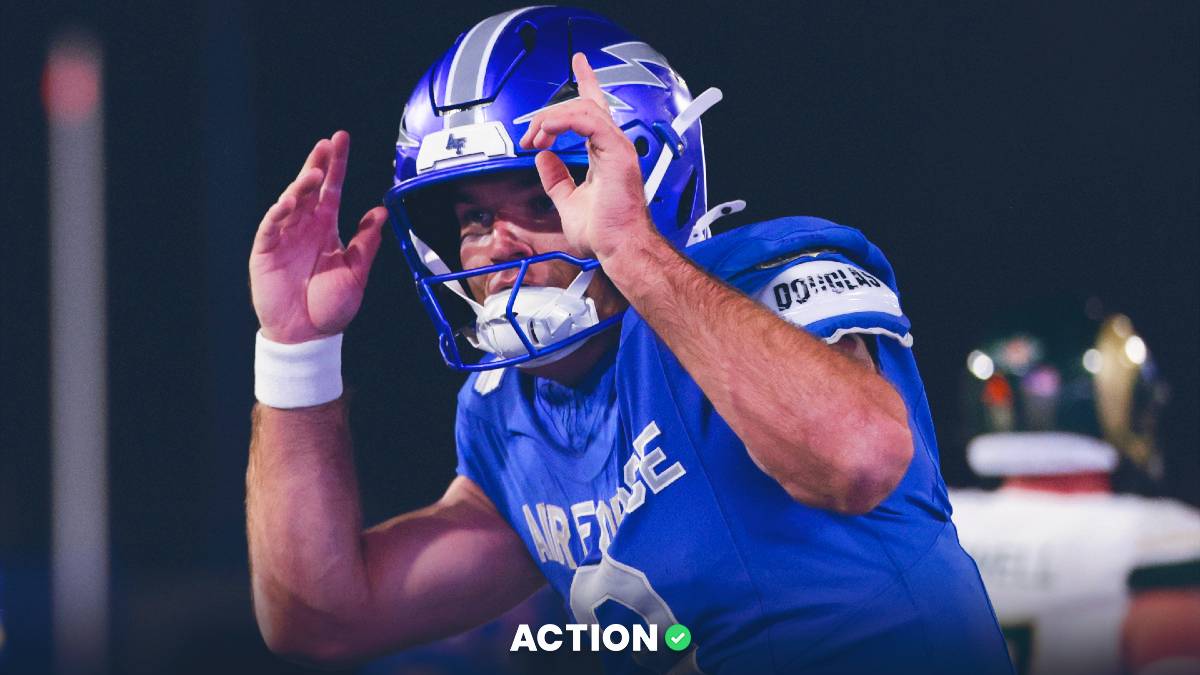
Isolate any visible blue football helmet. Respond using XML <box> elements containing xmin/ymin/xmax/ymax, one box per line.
<box><xmin>383</xmin><ymin>6</ymin><xmax>729</xmax><ymax>371</ymax></box>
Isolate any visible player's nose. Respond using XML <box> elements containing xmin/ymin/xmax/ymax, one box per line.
<box><xmin>487</xmin><ymin>217</ymin><xmax>535</xmax><ymax>264</ymax></box>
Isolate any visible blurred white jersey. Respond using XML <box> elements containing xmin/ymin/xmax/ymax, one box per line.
<box><xmin>950</xmin><ymin>487</ymin><xmax>1200</xmax><ymax>675</ymax></box>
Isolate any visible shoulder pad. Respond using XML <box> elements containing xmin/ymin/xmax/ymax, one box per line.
<box><xmin>685</xmin><ymin>216</ymin><xmax>878</xmax><ymax>282</ymax></box>
<box><xmin>754</xmin><ymin>255</ymin><xmax>913</xmax><ymax>346</ymax></box>
<box><xmin>755</xmin><ymin>257</ymin><xmax>898</xmax><ymax>320</ymax></box>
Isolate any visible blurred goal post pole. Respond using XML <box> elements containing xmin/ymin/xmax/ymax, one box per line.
<box><xmin>44</xmin><ymin>29</ymin><xmax>110</xmax><ymax>675</ymax></box>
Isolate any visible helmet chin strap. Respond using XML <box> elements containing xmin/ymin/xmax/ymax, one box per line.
<box><xmin>408</xmin><ymin>231</ymin><xmax>485</xmax><ymax>313</ymax></box>
<box><xmin>642</xmin><ymin>87</ymin><xmax>723</xmax><ymax>206</ymax></box>
<box><xmin>688</xmin><ymin>199</ymin><xmax>746</xmax><ymax>246</ymax></box>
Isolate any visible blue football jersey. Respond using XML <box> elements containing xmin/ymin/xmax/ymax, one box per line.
<box><xmin>454</xmin><ymin>217</ymin><xmax>1012</xmax><ymax>674</ymax></box>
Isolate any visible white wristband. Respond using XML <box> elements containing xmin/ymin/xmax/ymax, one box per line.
<box><xmin>254</xmin><ymin>331</ymin><xmax>343</xmax><ymax>409</ymax></box>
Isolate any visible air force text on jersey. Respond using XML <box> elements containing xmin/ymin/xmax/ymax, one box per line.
<box><xmin>522</xmin><ymin>421</ymin><xmax>685</xmax><ymax>569</ymax></box>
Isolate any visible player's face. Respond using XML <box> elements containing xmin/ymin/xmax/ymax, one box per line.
<box><xmin>453</xmin><ymin>171</ymin><xmax>624</xmax><ymax>316</ymax></box>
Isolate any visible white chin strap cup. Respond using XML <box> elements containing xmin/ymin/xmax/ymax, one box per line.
<box><xmin>409</xmin><ymin>231</ymin><xmax>601</xmax><ymax>367</ymax></box>
<box><xmin>467</xmin><ymin>271</ymin><xmax>600</xmax><ymax>367</ymax></box>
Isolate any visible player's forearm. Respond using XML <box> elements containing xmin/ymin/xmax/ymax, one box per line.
<box><xmin>601</xmin><ymin>232</ymin><xmax>912</xmax><ymax>513</ymax></box>
<box><xmin>246</xmin><ymin>399</ymin><xmax>372</xmax><ymax>659</ymax></box>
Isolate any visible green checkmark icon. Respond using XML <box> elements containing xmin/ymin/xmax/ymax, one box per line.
<box><xmin>664</xmin><ymin>623</ymin><xmax>691</xmax><ymax>651</ymax></box>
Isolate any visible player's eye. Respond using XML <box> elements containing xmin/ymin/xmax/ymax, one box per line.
<box><xmin>465</xmin><ymin>208</ymin><xmax>492</xmax><ymax>225</ymax></box>
<box><xmin>530</xmin><ymin>195</ymin><xmax>556</xmax><ymax>215</ymax></box>
<box><xmin>458</xmin><ymin>208</ymin><xmax>493</xmax><ymax>240</ymax></box>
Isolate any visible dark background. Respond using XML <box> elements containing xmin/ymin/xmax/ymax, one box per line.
<box><xmin>2</xmin><ymin>1</ymin><xmax>1197</xmax><ymax>672</ymax></box>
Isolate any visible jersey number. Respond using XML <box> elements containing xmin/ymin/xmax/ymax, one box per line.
<box><xmin>569</xmin><ymin>554</ymin><xmax>698</xmax><ymax>673</ymax></box>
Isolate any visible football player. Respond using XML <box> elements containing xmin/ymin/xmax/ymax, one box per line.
<box><xmin>247</xmin><ymin>7</ymin><xmax>1011</xmax><ymax>673</ymax></box>
<box><xmin>951</xmin><ymin>303</ymin><xmax>1200</xmax><ymax>675</ymax></box>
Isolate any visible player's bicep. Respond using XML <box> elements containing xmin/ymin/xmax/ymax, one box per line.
<box><xmin>355</xmin><ymin>476</ymin><xmax>543</xmax><ymax>654</ymax></box>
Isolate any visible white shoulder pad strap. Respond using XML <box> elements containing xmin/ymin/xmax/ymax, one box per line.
<box><xmin>753</xmin><ymin>258</ymin><xmax>911</xmax><ymax>346</ymax></box>
<box><xmin>473</xmin><ymin>367</ymin><xmax>507</xmax><ymax>396</ymax></box>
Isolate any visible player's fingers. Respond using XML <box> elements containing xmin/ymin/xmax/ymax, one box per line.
<box><xmin>284</xmin><ymin>167</ymin><xmax>324</xmax><ymax>201</ymax></box>
<box><xmin>289</xmin><ymin>166</ymin><xmax>325</xmax><ymax>217</ymax></box>
<box><xmin>319</xmin><ymin>130</ymin><xmax>349</xmax><ymax>211</ymax></box>
<box><xmin>297</xmin><ymin>138</ymin><xmax>332</xmax><ymax>181</ymax></box>
<box><xmin>345</xmin><ymin>206</ymin><xmax>388</xmax><ymax>285</ymax></box>
<box><xmin>262</xmin><ymin>193</ymin><xmax>294</xmax><ymax>223</ymax></box>
<box><xmin>278</xmin><ymin>140</ymin><xmax>330</xmax><ymax>229</ymax></box>
<box><xmin>523</xmin><ymin>103</ymin><xmax>594</xmax><ymax>148</ymax></box>
<box><xmin>272</xmin><ymin>192</ymin><xmax>303</xmax><ymax>231</ymax></box>
<box><xmin>252</xmin><ymin>201</ymin><xmax>289</xmax><ymax>253</ymax></box>
<box><xmin>274</xmin><ymin>192</ymin><xmax>297</xmax><ymax>218</ymax></box>
<box><xmin>521</xmin><ymin>99</ymin><xmax>612</xmax><ymax>149</ymax></box>
<box><xmin>571</xmin><ymin>53</ymin><xmax>608</xmax><ymax>111</ymax></box>
<box><xmin>252</xmin><ymin>191</ymin><xmax>306</xmax><ymax>252</ymax></box>
<box><xmin>534</xmin><ymin>105</ymin><xmax>627</xmax><ymax>156</ymax></box>
<box><xmin>519</xmin><ymin>113</ymin><xmax>545</xmax><ymax>149</ymax></box>
<box><xmin>265</xmin><ymin>191</ymin><xmax>298</xmax><ymax>229</ymax></box>
<box><xmin>534</xmin><ymin>151</ymin><xmax>576</xmax><ymax>209</ymax></box>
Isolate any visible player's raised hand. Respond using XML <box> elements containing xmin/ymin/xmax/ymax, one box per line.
<box><xmin>250</xmin><ymin>131</ymin><xmax>387</xmax><ymax>344</ymax></box>
<box><xmin>519</xmin><ymin>53</ymin><xmax>658</xmax><ymax>262</ymax></box>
